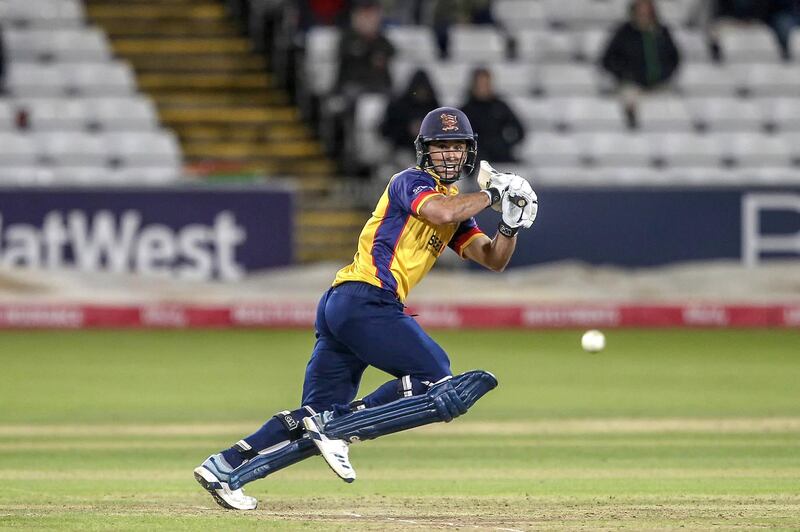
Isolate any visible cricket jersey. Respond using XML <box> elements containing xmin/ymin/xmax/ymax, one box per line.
<box><xmin>332</xmin><ymin>167</ymin><xmax>485</xmax><ymax>302</ymax></box>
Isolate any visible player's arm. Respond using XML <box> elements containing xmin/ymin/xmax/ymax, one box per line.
<box><xmin>418</xmin><ymin>189</ymin><xmax>499</xmax><ymax>225</ymax></box>
<box><xmin>462</xmin><ymin>232</ymin><xmax>517</xmax><ymax>272</ymax></box>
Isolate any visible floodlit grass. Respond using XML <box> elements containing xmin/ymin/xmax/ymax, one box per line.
<box><xmin>1</xmin><ymin>329</ymin><xmax>798</xmax><ymax>530</ymax></box>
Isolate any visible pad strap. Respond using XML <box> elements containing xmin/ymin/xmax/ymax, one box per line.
<box><xmin>323</xmin><ymin>370</ymin><xmax>497</xmax><ymax>443</ymax></box>
<box><xmin>228</xmin><ymin>436</ymin><xmax>318</xmax><ymax>490</ymax></box>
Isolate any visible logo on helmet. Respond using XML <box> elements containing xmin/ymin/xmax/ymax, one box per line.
<box><xmin>440</xmin><ymin>113</ymin><xmax>459</xmax><ymax>132</ymax></box>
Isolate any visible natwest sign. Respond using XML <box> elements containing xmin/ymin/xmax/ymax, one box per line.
<box><xmin>0</xmin><ymin>186</ymin><xmax>292</xmax><ymax>281</ymax></box>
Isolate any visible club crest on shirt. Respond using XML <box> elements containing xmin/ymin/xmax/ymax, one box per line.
<box><xmin>440</xmin><ymin>113</ymin><xmax>459</xmax><ymax>132</ymax></box>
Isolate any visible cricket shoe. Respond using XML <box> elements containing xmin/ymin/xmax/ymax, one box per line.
<box><xmin>193</xmin><ymin>453</ymin><xmax>258</xmax><ymax>510</ymax></box>
<box><xmin>303</xmin><ymin>412</ymin><xmax>356</xmax><ymax>483</ymax></box>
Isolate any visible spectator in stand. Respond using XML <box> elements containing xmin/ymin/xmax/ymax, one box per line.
<box><xmin>601</xmin><ymin>0</ymin><xmax>681</xmax><ymax>129</ymax></box>
<box><xmin>380</xmin><ymin>69</ymin><xmax>440</xmax><ymax>161</ymax></box>
<box><xmin>704</xmin><ymin>0</ymin><xmax>799</xmax><ymax>61</ymax></box>
<box><xmin>335</xmin><ymin>0</ymin><xmax>395</xmax><ymax>96</ymax></box>
<box><xmin>459</xmin><ymin>67</ymin><xmax>525</xmax><ymax>164</ymax></box>
<box><xmin>328</xmin><ymin>0</ymin><xmax>395</xmax><ymax>172</ymax></box>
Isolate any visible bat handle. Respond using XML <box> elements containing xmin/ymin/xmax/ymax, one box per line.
<box><xmin>508</xmin><ymin>194</ymin><xmax>528</xmax><ymax>208</ymax></box>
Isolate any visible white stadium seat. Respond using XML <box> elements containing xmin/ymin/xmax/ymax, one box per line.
<box><xmin>508</xmin><ymin>96</ymin><xmax>559</xmax><ymax>131</ymax></box>
<box><xmin>3</xmin><ymin>28</ymin><xmax>111</xmax><ymax>62</ymax></box>
<box><xmin>718</xmin><ymin>133</ymin><xmax>792</xmax><ymax>167</ymax></box>
<box><xmin>64</xmin><ymin>62</ymin><xmax>137</xmax><ymax>96</ymax></box>
<box><xmin>385</xmin><ymin>26</ymin><xmax>437</xmax><ymax>62</ymax></box>
<box><xmin>647</xmin><ymin>133</ymin><xmax>725</xmax><ymax>167</ymax></box>
<box><xmin>23</xmin><ymin>98</ymin><xmax>91</xmax><ymax>131</ymax></box>
<box><xmin>449</xmin><ymin>26</ymin><xmax>506</xmax><ymax>62</ymax></box>
<box><xmin>576</xmin><ymin>29</ymin><xmax>609</xmax><ymax>63</ymax></box>
<box><xmin>302</xmin><ymin>27</ymin><xmax>339</xmax><ymax>96</ymax></box>
<box><xmin>740</xmin><ymin>64</ymin><xmax>800</xmax><ymax>97</ymax></box>
<box><xmin>0</xmin><ymin>0</ymin><xmax>85</xmax><ymax>26</ymax></box>
<box><xmin>0</xmin><ymin>133</ymin><xmax>38</xmax><ymax>166</ymax></box>
<box><xmin>517</xmin><ymin>28</ymin><xmax>577</xmax><ymax>63</ymax></box>
<box><xmin>494</xmin><ymin>0</ymin><xmax>547</xmax><ymax>31</ymax></box>
<box><xmin>550</xmin><ymin>97</ymin><xmax>624</xmax><ymax>132</ymax></box>
<box><xmin>354</xmin><ymin>94</ymin><xmax>389</xmax><ymax>166</ymax></box>
<box><xmin>35</xmin><ymin>132</ymin><xmax>109</xmax><ymax>166</ymax></box>
<box><xmin>521</xmin><ymin>133</ymin><xmax>588</xmax><ymax>167</ymax></box>
<box><xmin>6</xmin><ymin>64</ymin><xmax>65</xmax><ymax>96</ymax></box>
<box><xmin>676</xmin><ymin>63</ymin><xmax>740</xmax><ymax>96</ymax></box>
<box><xmin>672</xmin><ymin>29</ymin><xmax>712</xmax><ymax>62</ymax></box>
<box><xmin>687</xmin><ymin>97</ymin><xmax>765</xmax><ymax>131</ymax></box>
<box><xmin>0</xmin><ymin>101</ymin><xmax>15</xmax><ymax>131</ymax></box>
<box><xmin>760</xmin><ymin>98</ymin><xmax>800</xmax><ymax>131</ymax></box>
<box><xmin>106</xmin><ymin>131</ymin><xmax>183</xmax><ymax>168</ymax></box>
<box><xmin>718</xmin><ymin>25</ymin><xmax>781</xmax><ymax>63</ymax></box>
<box><xmin>638</xmin><ymin>96</ymin><xmax>694</xmax><ymax>132</ymax></box>
<box><xmin>536</xmin><ymin>64</ymin><xmax>600</xmax><ymax>96</ymax></box>
<box><xmin>586</xmin><ymin>132</ymin><xmax>653</xmax><ymax>167</ymax></box>
<box><xmin>91</xmin><ymin>98</ymin><xmax>160</xmax><ymax>131</ymax></box>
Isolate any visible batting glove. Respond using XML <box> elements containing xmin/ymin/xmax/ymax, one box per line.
<box><xmin>498</xmin><ymin>178</ymin><xmax>538</xmax><ymax>237</ymax></box>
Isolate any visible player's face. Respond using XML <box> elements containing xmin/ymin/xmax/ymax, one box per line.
<box><xmin>427</xmin><ymin>140</ymin><xmax>467</xmax><ymax>182</ymax></box>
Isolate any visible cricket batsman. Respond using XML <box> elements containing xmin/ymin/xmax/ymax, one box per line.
<box><xmin>194</xmin><ymin>107</ymin><xmax>538</xmax><ymax>510</ymax></box>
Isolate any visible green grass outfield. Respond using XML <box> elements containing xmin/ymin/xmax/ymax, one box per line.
<box><xmin>1</xmin><ymin>329</ymin><xmax>799</xmax><ymax>530</ymax></box>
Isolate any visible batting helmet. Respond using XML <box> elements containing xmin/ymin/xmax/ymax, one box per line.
<box><xmin>414</xmin><ymin>107</ymin><xmax>478</xmax><ymax>184</ymax></box>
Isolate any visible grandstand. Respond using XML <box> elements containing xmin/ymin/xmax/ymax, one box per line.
<box><xmin>294</xmin><ymin>0</ymin><xmax>800</xmax><ymax>186</ymax></box>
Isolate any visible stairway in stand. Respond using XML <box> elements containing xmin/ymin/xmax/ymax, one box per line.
<box><xmin>86</xmin><ymin>0</ymin><xmax>364</xmax><ymax>263</ymax></box>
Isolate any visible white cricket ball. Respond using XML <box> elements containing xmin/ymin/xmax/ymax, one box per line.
<box><xmin>581</xmin><ymin>329</ymin><xmax>606</xmax><ymax>353</ymax></box>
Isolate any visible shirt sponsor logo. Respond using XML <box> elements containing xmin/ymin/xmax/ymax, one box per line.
<box><xmin>413</xmin><ymin>185</ymin><xmax>433</xmax><ymax>195</ymax></box>
<box><xmin>427</xmin><ymin>233</ymin><xmax>446</xmax><ymax>255</ymax></box>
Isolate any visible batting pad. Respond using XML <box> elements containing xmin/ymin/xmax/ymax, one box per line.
<box><xmin>323</xmin><ymin>370</ymin><xmax>498</xmax><ymax>443</ymax></box>
<box><xmin>228</xmin><ymin>436</ymin><xmax>318</xmax><ymax>490</ymax></box>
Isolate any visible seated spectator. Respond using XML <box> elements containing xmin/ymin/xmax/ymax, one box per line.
<box><xmin>601</xmin><ymin>0</ymin><xmax>681</xmax><ymax>129</ymax></box>
<box><xmin>335</xmin><ymin>0</ymin><xmax>395</xmax><ymax>97</ymax></box>
<box><xmin>328</xmin><ymin>0</ymin><xmax>395</xmax><ymax>171</ymax></box>
<box><xmin>706</xmin><ymin>0</ymin><xmax>799</xmax><ymax>61</ymax></box>
<box><xmin>380</xmin><ymin>69</ymin><xmax>440</xmax><ymax>160</ymax></box>
<box><xmin>459</xmin><ymin>67</ymin><xmax>525</xmax><ymax>164</ymax></box>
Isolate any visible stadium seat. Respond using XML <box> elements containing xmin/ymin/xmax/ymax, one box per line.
<box><xmin>0</xmin><ymin>0</ymin><xmax>84</xmax><ymax>26</ymax></box>
<box><xmin>35</xmin><ymin>132</ymin><xmax>109</xmax><ymax>166</ymax></box>
<box><xmin>486</xmin><ymin>63</ymin><xmax>534</xmax><ymax>97</ymax></box>
<box><xmin>449</xmin><ymin>26</ymin><xmax>506</xmax><ymax>62</ymax></box>
<box><xmin>493</xmin><ymin>0</ymin><xmax>547</xmax><ymax>31</ymax></box>
<box><xmin>521</xmin><ymin>132</ymin><xmax>588</xmax><ymax>167</ymax></box>
<box><xmin>105</xmin><ymin>131</ymin><xmax>183</xmax><ymax>168</ymax></box>
<box><xmin>575</xmin><ymin>29</ymin><xmax>609</xmax><ymax>63</ymax></box>
<box><xmin>354</xmin><ymin>94</ymin><xmax>389</xmax><ymax>166</ymax></box>
<box><xmin>3</xmin><ymin>28</ymin><xmax>111</xmax><ymax>62</ymax></box>
<box><xmin>718</xmin><ymin>132</ymin><xmax>792</xmax><ymax>167</ymax></box>
<box><xmin>385</xmin><ymin>26</ymin><xmax>437</xmax><ymax>62</ymax></box>
<box><xmin>586</xmin><ymin>132</ymin><xmax>653</xmax><ymax>167</ymax></box>
<box><xmin>23</xmin><ymin>98</ymin><xmax>91</xmax><ymax>131</ymax></box>
<box><xmin>517</xmin><ymin>28</ymin><xmax>577</xmax><ymax>63</ymax></box>
<box><xmin>740</xmin><ymin>64</ymin><xmax>800</xmax><ymax>97</ymax></box>
<box><xmin>53</xmin><ymin>166</ymin><xmax>119</xmax><ymax>185</ymax></box>
<box><xmin>536</xmin><ymin>64</ymin><xmax>600</xmax><ymax>96</ymax></box>
<box><xmin>717</xmin><ymin>25</ymin><xmax>781</xmax><ymax>63</ymax></box>
<box><xmin>676</xmin><ymin>63</ymin><xmax>740</xmax><ymax>96</ymax></box>
<box><xmin>637</xmin><ymin>96</ymin><xmax>694</xmax><ymax>132</ymax></box>
<box><xmin>0</xmin><ymin>166</ymin><xmax>56</xmax><ymax>185</ymax></box>
<box><xmin>647</xmin><ymin>133</ymin><xmax>725</xmax><ymax>167</ymax></box>
<box><xmin>551</xmin><ymin>97</ymin><xmax>624</xmax><ymax>132</ymax></box>
<box><xmin>760</xmin><ymin>97</ymin><xmax>800</xmax><ymax>131</ymax></box>
<box><xmin>0</xmin><ymin>101</ymin><xmax>15</xmax><ymax>131</ymax></box>
<box><xmin>0</xmin><ymin>133</ymin><xmax>38</xmax><ymax>166</ymax></box>
<box><xmin>64</xmin><ymin>62</ymin><xmax>137</xmax><ymax>96</ymax></box>
<box><xmin>687</xmin><ymin>97</ymin><xmax>765</xmax><ymax>131</ymax></box>
<box><xmin>672</xmin><ymin>29</ymin><xmax>713</xmax><ymax>62</ymax></box>
<box><xmin>91</xmin><ymin>97</ymin><xmax>160</xmax><ymax>131</ymax></box>
<box><xmin>508</xmin><ymin>96</ymin><xmax>559</xmax><ymax>131</ymax></box>
<box><xmin>6</xmin><ymin>64</ymin><xmax>66</xmax><ymax>96</ymax></box>
<box><xmin>302</xmin><ymin>27</ymin><xmax>339</xmax><ymax>96</ymax></box>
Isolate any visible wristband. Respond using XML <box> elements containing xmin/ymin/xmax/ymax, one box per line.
<box><xmin>498</xmin><ymin>221</ymin><xmax>519</xmax><ymax>238</ymax></box>
<box><xmin>481</xmin><ymin>187</ymin><xmax>501</xmax><ymax>207</ymax></box>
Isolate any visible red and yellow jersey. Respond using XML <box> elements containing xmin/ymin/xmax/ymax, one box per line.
<box><xmin>333</xmin><ymin>167</ymin><xmax>485</xmax><ymax>302</ymax></box>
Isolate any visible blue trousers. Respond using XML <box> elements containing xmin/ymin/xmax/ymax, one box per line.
<box><xmin>300</xmin><ymin>281</ymin><xmax>452</xmax><ymax>413</ymax></box>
